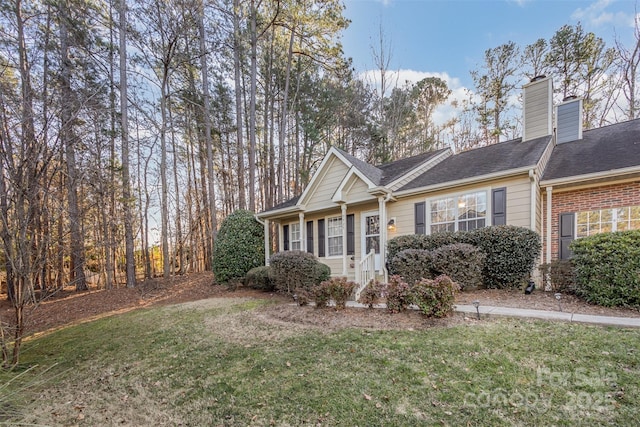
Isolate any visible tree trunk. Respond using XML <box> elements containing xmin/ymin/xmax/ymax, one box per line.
<box><xmin>233</xmin><ymin>0</ymin><xmax>246</xmax><ymax>210</ymax></box>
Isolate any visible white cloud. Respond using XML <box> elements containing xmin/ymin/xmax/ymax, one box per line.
<box><xmin>571</xmin><ymin>0</ymin><xmax>637</xmax><ymax>28</ymax></box>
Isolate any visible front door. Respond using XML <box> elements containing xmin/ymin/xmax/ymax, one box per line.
<box><xmin>362</xmin><ymin>211</ymin><xmax>381</xmax><ymax>271</ymax></box>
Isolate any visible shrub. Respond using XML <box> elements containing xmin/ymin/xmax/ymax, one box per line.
<box><xmin>323</xmin><ymin>277</ymin><xmax>357</xmax><ymax>310</ymax></box>
<box><xmin>358</xmin><ymin>279</ymin><xmax>385</xmax><ymax>308</ymax></box>
<box><xmin>411</xmin><ymin>275</ymin><xmax>460</xmax><ymax>318</ymax></box>
<box><xmin>389</xmin><ymin>249</ymin><xmax>433</xmax><ymax>285</ymax></box>
<box><xmin>570</xmin><ymin>230</ymin><xmax>640</xmax><ymax>308</ymax></box>
<box><xmin>269</xmin><ymin>251</ymin><xmax>329</xmax><ymax>294</ymax></box>
<box><xmin>244</xmin><ymin>266</ymin><xmax>275</xmax><ymax>291</ymax></box>
<box><xmin>311</xmin><ymin>282</ymin><xmax>331</xmax><ymax>308</ymax></box>
<box><xmin>387</xmin><ymin>235</ymin><xmax>431</xmax><ymax>269</ymax></box>
<box><xmin>385</xmin><ymin>275</ymin><xmax>412</xmax><ymax>313</ymax></box>
<box><xmin>294</xmin><ymin>288</ymin><xmax>312</xmax><ymax>306</ymax></box>
<box><xmin>431</xmin><ymin>243</ymin><xmax>485</xmax><ymax>291</ymax></box>
<box><xmin>540</xmin><ymin>259</ymin><xmax>576</xmax><ymax>294</ymax></box>
<box><xmin>212</xmin><ymin>209</ymin><xmax>265</xmax><ymax>284</ymax></box>
<box><xmin>468</xmin><ymin>226</ymin><xmax>541</xmax><ymax>289</ymax></box>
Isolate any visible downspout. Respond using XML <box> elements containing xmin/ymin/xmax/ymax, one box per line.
<box><xmin>381</xmin><ymin>191</ymin><xmax>393</xmax><ymax>283</ymax></box>
<box><xmin>341</xmin><ymin>203</ymin><xmax>348</xmax><ymax>276</ymax></box>
<box><xmin>529</xmin><ymin>169</ymin><xmax>537</xmax><ymax>231</ymax></box>
<box><xmin>545</xmin><ymin>186</ymin><xmax>552</xmax><ymax>265</ymax></box>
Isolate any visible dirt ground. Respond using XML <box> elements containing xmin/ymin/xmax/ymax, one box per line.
<box><xmin>1</xmin><ymin>272</ymin><xmax>639</xmax><ymax>337</ymax></box>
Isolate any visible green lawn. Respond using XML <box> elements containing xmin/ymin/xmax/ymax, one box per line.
<box><xmin>2</xmin><ymin>297</ymin><xmax>640</xmax><ymax>426</ymax></box>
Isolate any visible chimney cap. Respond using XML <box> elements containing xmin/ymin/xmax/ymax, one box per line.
<box><xmin>530</xmin><ymin>75</ymin><xmax>547</xmax><ymax>82</ymax></box>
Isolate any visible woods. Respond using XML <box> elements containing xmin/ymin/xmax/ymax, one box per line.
<box><xmin>0</xmin><ymin>0</ymin><xmax>639</xmax><ymax>364</ymax></box>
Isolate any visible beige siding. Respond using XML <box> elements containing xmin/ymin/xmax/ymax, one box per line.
<box><xmin>304</xmin><ymin>157</ymin><xmax>349</xmax><ymax>211</ymax></box>
<box><xmin>523</xmin><ymin>78</ymin><xmax>552</xmax><ymax>141</ymax></box>
<box><xmin>390</xmin><ymin>176</ymin><xmax>533</xmax><ymax>237</ymax></box>
<box><xmin>345</xmin><ymin>176</ymin><xmax>372</xmax><ymax>203</ymax></box>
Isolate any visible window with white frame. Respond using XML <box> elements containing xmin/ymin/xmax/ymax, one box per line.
<box><xmin>430</xmin><ymin>191</ymin><xmax>487</xmax><ymax>233</ymax></box>
<box><xmin>290</xmin><ymin>222</ymin><xmax>301</xmax><ymax>250</ymax></box>
<box><xmin>327</xmin><ymin>216</ymin><xmax>343</xmax><ymax>256</ymax></box>
<box><xmin>576</xmin><ymin>206</ymin><xmax>640</xmax><ymax>238</ymax></box>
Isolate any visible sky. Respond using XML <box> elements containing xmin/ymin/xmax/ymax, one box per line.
<box><xmin>341</xmin><ymin>0</ymin><xmax>639</xmax><ymax>100</ymax></box>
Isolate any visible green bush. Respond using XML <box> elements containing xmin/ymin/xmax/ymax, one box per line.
<box><xmin>411</xmin><ymin>275</ymin><xmax>460</xmax><ymax>318</ymax></box>
<box><xmin>244</xmin><ymin>266</ymin><xmax>275</xmax><ymax>291</ymax></box>
<box><xmin>468</xmin><ymin>226</ymin><xmax>541</xmax><ymax>289</ymax></box>
<box><xmin>540</xmin><ymin>259</ymin><xmax>576</xmax><ymax>294</ymax></box>
<box><xmin>389</xmin><ymin>249</ymin><xmax>433</xmax><ymax>285</ymax></box>
<box><xmin>358</xmin><ymin>279</ymin><xmax>385</xmax><ymax>308</ymax></box>
<box><xmin>269</xmin><ymin>251</ymin><xmax>330</xmax><ymax>294</ymax></box>
<box><xmin>385</xmin><ymin>275</ymin><xmax>412</xmax><ymax>313</ymax></box>
<box><xmin>212</xmin><ymin>209</ymin><xmax>264</xmax><ymax>284</ymax></box>
<box><xmin>387</xmin><ymin>232</ymin><xmax>469</xmax><ymax>269</ymax></box>
<box><xmin>570</xmin><ymin>230</ymin><xmax>640</xmax><ymax>308</ymax></box>
<box><xmin>431</xmin><ymin>243</ymin><xmax>485</xmax><ymax>291</ymax></box>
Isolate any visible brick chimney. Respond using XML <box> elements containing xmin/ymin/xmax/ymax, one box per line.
<box><xmin>522</xmin><ymin>75</ymin><xmax>553</xmax><ymax>142</ymax></box>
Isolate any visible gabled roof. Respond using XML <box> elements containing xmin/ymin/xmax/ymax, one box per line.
<box><xmin>259</xmin><ymin>195</ymin><xmax>300</xmax><ymax>215</ymax></box>
<box><xmin>398</xmin><ymin>134</ymin><xmax>551</xmax><ymax>192</ymax></box>
<box><xmin>542</xmin><ymin>118</ymin><xmax>640</xmax><ymax>183</ymax></box>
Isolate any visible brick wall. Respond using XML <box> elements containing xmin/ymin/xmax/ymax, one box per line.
<box><xmin>543</xmin><ymin>180</ymin><xmax>640</xmax><ymax>261</ymax></box>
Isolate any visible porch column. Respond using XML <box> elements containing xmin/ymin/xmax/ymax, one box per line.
<box><xmin>378</xmin><ymin>195</ymin><xmax>386</xmax><ymax>277</ymax></box>
<box><xmin>546</xmin><ymin>186</ymin><xmax>552</xmax><ymax>265</ymax></box>
<box><xmin>264</xmin><ymin>219</ymin><xmax>270</xmax><ymax>266</ymax></box>
<box><xmin>341</xmin><ymin>203</ymin><xmax>348</xmax><ymax>276</ymax></box>
<box><xmin>299</xmin><ymin>212</ymin><xmax>305</xmax><ymax>250</ymax></box>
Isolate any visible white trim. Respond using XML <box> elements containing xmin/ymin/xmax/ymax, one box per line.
<box><xmin>540</xmin><ymin>166</ymin><xmax>640</xmax><ymax>187</ymax></box>
<box><xmin>361</xmin><ymin>209</ymin><xmax>381</xmax><ymax>272</ymax></box>
<box><xmin>264</xmin><ymin>219</ymin><xmax>270</xmax><ymax>266</ymax></box>
<box><xmin>325</xmin><ymin>213</ymin><xmax>344</xmax><ymax>259</ymax></box>
<box><xmin>298</xmin><ymin>147</ymin><xmax>359</xmax><ymax>207</ymax></box>
<box><xmin>529</xmin><ymin>169</ymin><xmax>537</xmax><ymax>231</ymax></box>
<box><xmin>332</xmin><ymin>166</ymin><xmax>377</xmax><ymax>203</ymax></box>
<box><xmin>545</xmin><ymin>186</ymin><xmax>552</xmax><ymax>265</ymax></box>
<box><xmin>341</xmin><ymin>204</ymin><xmax>348</xmax><ymax>275</ymax></box>
<box><xmin>394</xmin><ymin>166</ymin><xmax>532</xmax><ymax>198</ymax></box>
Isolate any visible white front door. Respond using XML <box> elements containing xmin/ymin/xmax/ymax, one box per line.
<box><xmin>362</xmin><ymin>211</ymin><xmax>381</xmax><ymax>271</ymax></box>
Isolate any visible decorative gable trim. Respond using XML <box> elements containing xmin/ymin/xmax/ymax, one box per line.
<box><xmin>332</xmin><ymin>166</ymin><xmax>377</xmax><ymax>203</ymax></box>
<box><xmin>387</xmin><ymin>149</ymin><xmax>453</xmax><ymax>191</ymax></box>
<box><xmin>298</xmin><ymin>147</ymin><xmax>353</xmax><ymax>207</ymax></box>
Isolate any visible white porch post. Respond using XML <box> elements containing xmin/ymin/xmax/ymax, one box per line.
<box><xmin>546</xmin><ymin>186</ymin><xmax>552</xmax><ymax>265</ymax></box>
<box><xmin>278</xmin><ymin>222</ymin><xmax>283</xmax><ymax>252</ymax></box>
<box><xmin>378</xmin><ymin>195</ymin><xmax>386</xmax><ymax>277</ymax></box>
<box><xmin>299</xmin><ymin>212</ymin><xmax>305</xmax><ymax>251</ymax></box>
<box><xmin>341</xmin><ymin>203</ymin><xmax>348</xmax><ymax>276</ymax></box>
<box><xmin>264</xmin><ymin>218</ymin><xmax>270</xmax><ymax>265</ymax></box>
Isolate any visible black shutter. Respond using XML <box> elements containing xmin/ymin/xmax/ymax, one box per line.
<box><xmin>306</xmin><ymin>221</ymin><xmax>314</xmax><ymax>254</ymax></box>
<box><xmin>492</xmin><ymin>187</ymin><xmax>507</xmax><ymax>226</ymax></box>
<box><xmin>317</xmin><ymin>219</ymin><xmax>325</xmax><ymax>257</ymax></box>
<box><xmin>347</xmin><ymin>214</ymin><xmax>355</xmax><ymax>255</ymax></box>
<box><xmin>415</xmin><ymin>202</ymin><xmax>426</xmax><ymax>234</ymax></box>
<box><xmin>559</xmin><ymin>213</ymin><xmax>575</xmax><ymax>259</ymax></box>
<box><xmin>283</xmin><ymin>224</ymin><xmax>289</xmax><ymax>251</ymax></box>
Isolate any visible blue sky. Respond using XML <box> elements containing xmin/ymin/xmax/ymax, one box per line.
<box><xmin>342</xmin><ymin>0</ymin><xmax>639</xmax><ymax>91</ymax></box>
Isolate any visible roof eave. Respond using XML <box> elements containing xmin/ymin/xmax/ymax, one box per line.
<box><xmin>540</xmin><ymin>166</ymin><xmax>640</xmax><ymax>188</ymax></box>
<box><xmin>256</xmin><ymin>205</ymin><xmax>304</xmax><ymax>219</ymax></box>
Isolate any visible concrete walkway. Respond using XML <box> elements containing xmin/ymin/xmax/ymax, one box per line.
<box><xmin>344</xmin><ymin>301</ymin><xmax>640</xmax><ymax>328</ymax></box>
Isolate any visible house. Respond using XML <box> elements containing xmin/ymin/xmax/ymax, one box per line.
<box><xmin>257</xmin><ymin>76</ymin><xmax>640</xmax><ymax>293</ymax></box>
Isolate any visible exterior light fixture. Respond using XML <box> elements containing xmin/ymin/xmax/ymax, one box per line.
<box><xmin>387</xmin><ymin>217</ymin><xmax>396</xmax><ymax>232</ymax></box>
<box><xmin>473</xmin><ymin>300</ymin><xmax>480</xmax><ymax>320</ymax></box>
<box><xmin>555</xmin><ymin>293</ymin><xmax>562</xmax><ymax>311</ymax></box>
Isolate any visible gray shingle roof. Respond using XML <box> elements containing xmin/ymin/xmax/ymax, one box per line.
<box><xmin>399</xmin><ymin>135</ymin><xmax>551</xmax><ymax>191</ymax></box>
<box><xmin>542</xmin><ymin>118</ymin><xmax>640</xmax><ymax>181</ymax></box>
<box><xmin>259</xmin><ymin>195</ymin><xmax>300</xmax><ymax>214</ymax></box>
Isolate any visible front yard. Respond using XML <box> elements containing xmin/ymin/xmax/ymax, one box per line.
<box><xmin>2</xmin><ymin>297</ymin><xmax>640</xmax><ymax>426</ymax></box>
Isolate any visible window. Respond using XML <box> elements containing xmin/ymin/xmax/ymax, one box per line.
<box><xmin>290</xmin><ymin>222</ymin><xmax>301</xmax><ymax>250</ymax></box>
<box><xmin>327</xmin><ymin>216</ymin><xmax>343</xmax><ymax>256</ymax></box>
<box><xmin>576</xmin><ymin>206</ymin><xmax>640</xmax><ymax>238</ymax></box>
<box><xmin>430</xmin><ymin>191</ymin><xmax>487</xmax><ymax>234</ymax></box>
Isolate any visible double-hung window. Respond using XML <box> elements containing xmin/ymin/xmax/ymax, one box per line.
<box><xmin>290</xmin><ymin>222</ymin><xmax>301</xmax><ymax>250</ymax></box>
<box><xmin>430</xmin><ymin>191</ymin><xmax>487</xmax><ymax>233</ymax></box>
<box><xmin>327</xmin><ymin>216</ymin><xmax>343</xmax><ymax>256</ymax></box>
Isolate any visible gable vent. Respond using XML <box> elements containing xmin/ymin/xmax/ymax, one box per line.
<box><xmin>522</xmin><ymin>75</ymin><xmax>554</xmax><ymax>142</ymax></box>
<box><xmin>556</xmin><ymin>97</ymin><xmax>583</xmax><ymax>144</ymax></box>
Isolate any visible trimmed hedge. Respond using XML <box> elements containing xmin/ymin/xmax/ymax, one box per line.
<box><xmin>388</xmin><ymin>249</ymin><xmax>433</xmax><ymax>285</ymax></box>
<box><xmin>313</xmin><ymin>277</ymin><xmax>357</xmax><ymax>310</ymax></box>
<box><xmin>431</xmin><ymin>243</ymin><xmax>485</xmax><ymax>291</ymax></box>
<box><xmin>570</xmin><ymin>230</ymin><xmax>640</xmax><ymax>308</ymax></box>
<box><xmin>388</xmin><ymin>226</ymin><xmax>539</xmax><ymax>289</ymax></box>
<box><xmin>269</xmin><ymin>251</ymin><xmax>330</xmax><ymax>294</ymax></box>
<box><xmin>244</xmin><ymin>266</ymin><xmax>275</xmax><ymax>291</ymax></box>
<box><xmin>540</xmin><ymin>259</ymin><xmax>576</xmax><ymax>294</ymax></box>
<box><xmin>212</xmin><ymin>209</ymin><xmax>264</xmax><ymax>284</ymax></box>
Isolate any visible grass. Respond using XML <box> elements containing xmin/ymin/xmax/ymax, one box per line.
<box><xmin>2</xmin><ymin>297</ymin><xmax>640</xmax><ymax>426</ymax></box>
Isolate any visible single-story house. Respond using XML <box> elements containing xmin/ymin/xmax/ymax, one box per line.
<box><xmin>257</xmin><ymin>76</ymin><xmax>640</xmax><ymax>293</ymax></box>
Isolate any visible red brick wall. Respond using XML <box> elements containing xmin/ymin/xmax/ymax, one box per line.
<box><xmin>543</xmin><ymin>180</ymin><xmax>640</xmax><ymax>261</ymax></box>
